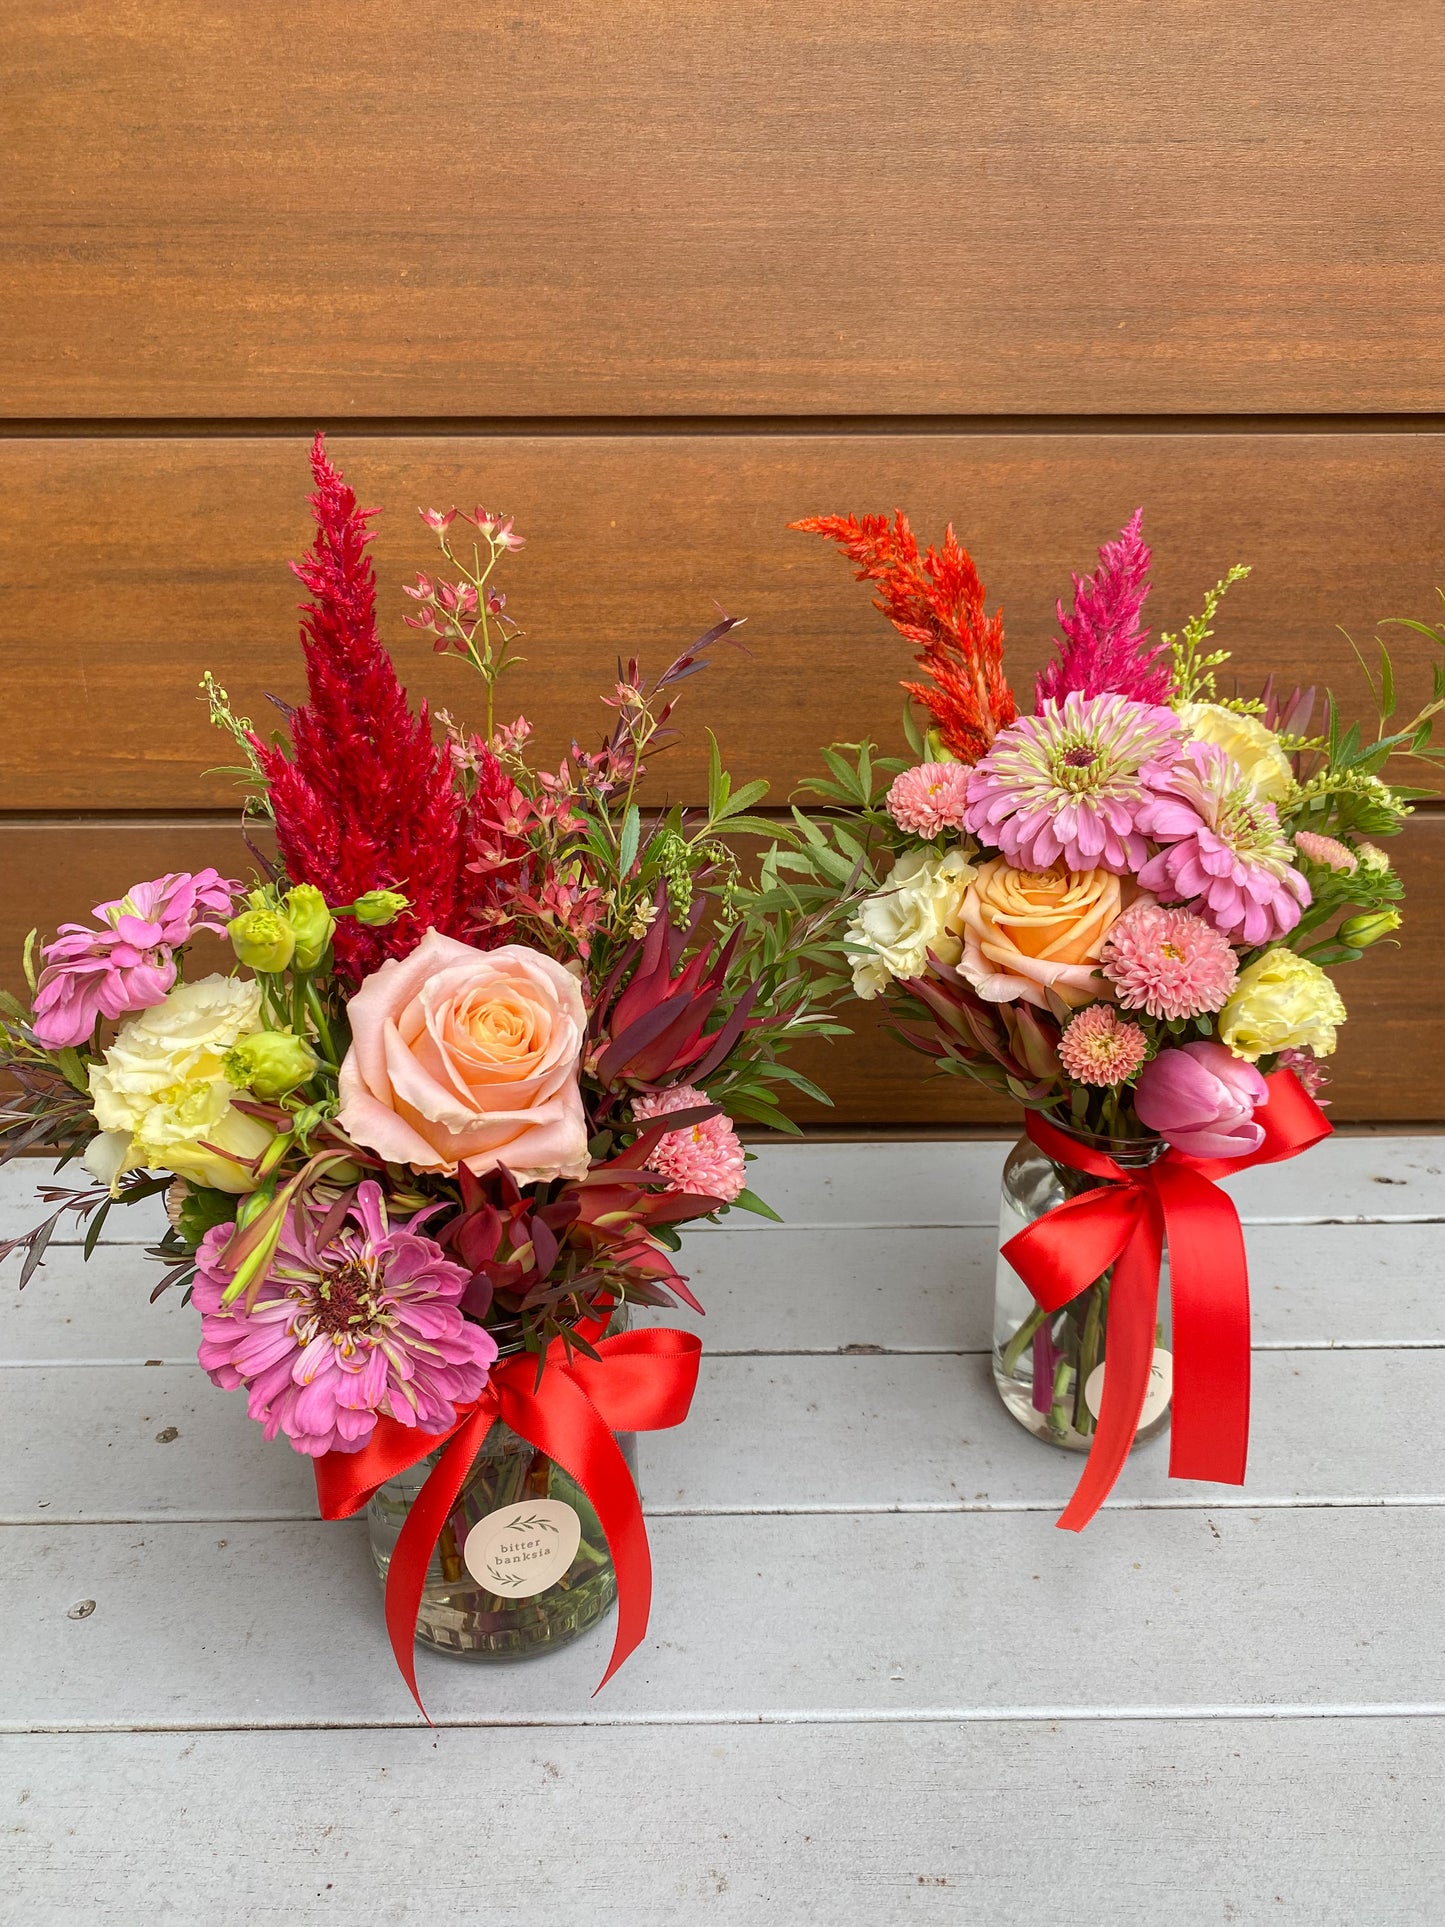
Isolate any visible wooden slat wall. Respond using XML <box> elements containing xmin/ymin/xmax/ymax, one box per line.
<box><xmin>2</xmin><ymin>5</ymin><xmax>1442</xmax><ymax>1123</ymax></box>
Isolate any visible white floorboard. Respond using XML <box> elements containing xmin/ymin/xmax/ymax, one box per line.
<box><xmin>3</xmin><ymin>1718</ymin><xmax>1439</xmax><ymax>1927</ymax></box>
<box><xmin>1</xmin><ymin>1138</ymin><xmax>1440</xmax><ymax>1921</ymax></box>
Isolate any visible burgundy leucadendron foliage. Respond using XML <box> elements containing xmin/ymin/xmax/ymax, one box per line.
<box><xmin>1035</xmin><ymin>508</ymin><xmax>1171</xmax><ymax>709</ymax></box>
<box><xmin>251</xmin><ymin>436</ymin><xmax>522</xmax><ymax>979</ymax></box>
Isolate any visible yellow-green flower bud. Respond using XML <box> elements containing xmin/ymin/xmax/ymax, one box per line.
<box><xmin>227</xmin><ymin>908</ymin><xmax>296</xmax><ymax>974</ymax></box>
<box><xmin>351</xmin><ymin>889</ymin><xmax>409</xmax><ymax>927</ymax></box>
<box><xmin>1339</xmin><ymin>909</ymin><xmax>1401</xmax><ymax>949</ymax></box>
<box><xmin>284</xmin><ymin>885</ymin><xmax>335</xmax><ymax>972</ymax></box>
<box><xmin>223</xmin><ymin>1029</ymin><xmax>319</xmax><ymax>1100</ymax></box>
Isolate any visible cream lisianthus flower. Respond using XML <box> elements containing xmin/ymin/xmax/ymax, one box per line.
<box><xmin>846</xmin><ymin>846</ymin><xmax>977</xmax><ymax>1000</ymax></box>
<box><xmin>1218</xmin><ymin>948</ymin><xmax>1347</xmax><ymax>1062</ymax></box>
<box><xmin>84</xmin><ymin>974</ymin><xmax>275</xmax><ymax>1194</ymax></box>
<box><xmin>1175</xmin><ymin>702</ymin><xmax>1294</xmax><ymax>805</ymax></box>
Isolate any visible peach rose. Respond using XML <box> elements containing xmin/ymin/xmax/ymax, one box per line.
<box><xmin>337</xmin><ymin>930</ymin><xmax>589</xmax><ymax>1181</ymax></box>
<box><xmin>959</xmin><ymin>858</ymin><xmax>1133</xmax><ymax>1010</ymax></box>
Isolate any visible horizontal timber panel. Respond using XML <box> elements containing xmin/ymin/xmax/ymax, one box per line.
<box><xmin>3</xmin><ymin>433</ymin><xmax>1445</xmax><ymax>809</ymax></box>
<box><xmin>1</xmin><ymin>816</ymin><xmax>1441</xmax><ymax>1123</ymax></box>
<box><xmin>3</xmin><ymin>3</ymin><xmax>1445</xmax><ymax>415</ymax></box>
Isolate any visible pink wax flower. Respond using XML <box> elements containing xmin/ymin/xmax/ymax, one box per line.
<box><xmin>1136</xmin><ymin>742</ymin><xmax>1310</xmax><ymax>946</ymax></box>
<box><xmin>964</xmin><ymin>691</ymin><xmax>1182</xmax><ymax>875</ymax></box>
<box><xmin>1134</xmin><ymin>1041</ymin><xmax>1268</xmax><ymax>1160</ymax></box>
<box><xmin>885</xmin><ymin>762</ymin><xmax>972</xmax><ymax>838</ymax></box>
<box><xmin>30</xmin><ymin>868</ymin><xmax>241</xmax><ymax>1049</ymax></box>
<box><xmin>193</xmin><ymin>1181</ymin><xmax>496</xmax><ymax>1458</ymax></box>
<box><xmin>1276</xmin><ymin>1046</ymin><xmax>1330</xmax><ymax>1103</ymax></box>
<box><xmin>1057</xmin><ymin>1004</ymin><xmax>1149</xmax><ymax>1087</ymax></box>
<box><xmin>1293</xmin><ymin>831</ymin><xmax>1357</xmax><ymax>875</ymax></box>
<box><xmin>632</xmin><ymin>1084</ymin><xmax>747</xmax><ymax>1203</ymax></box>
<box><xmin>1102</xmin><ymin>901</ymin><xmax>1239</xmax><ymax>1021</ymax></box>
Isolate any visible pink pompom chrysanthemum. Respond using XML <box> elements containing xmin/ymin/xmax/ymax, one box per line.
<box><xmin>885</xmin><ymin>762</ymin><xmax>972</xmax><ymax>838</ymax></box>
<box><xmin>1102</xmin><ymin>901</ymin><xmax>1239</xmax><ymax>1020</ymax></box>
<box><xmin>1136</xmin><ymin>741</ymin><xmax>1310</xmax><ymax>945</ymax></box>
<box><xmin>193</xmin><ymin>1181</ymin><xmax>496</xmax><ymax>1458</ymax></box>
<box><xmin>30</xmin><ymin>868</ymin><xmax>241</xmax><ymax>1049</ymax></box>
<box><xmin>964</xmin><ymin>691</ymin><xmax>1182</xmax><ymax>875</ymax></box>
<box><xmin>632</xmin><ymin>1084</ymin><xmax>747</xmax><ymax>1204</ymax></box>
<box><xmin>1057</xmin><ymin>1004</ymin><xmax>1150</xmax><ymax>1087</ymax></box>
<box><xmin>1294</xmin><ymin>831</ymin><xmax>1357</xmax><ymax>875</ymax></box>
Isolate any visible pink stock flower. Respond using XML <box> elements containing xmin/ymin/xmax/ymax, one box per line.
<box><xmin>1134</xmin><ymin>1041</ymin><xmax>1268</xmax><ymax>1160</ymax></box>
<box><xmin>1293</xmin><ymin>831</ymin><xmax>1357</xmax><ymax>875</ymax></box>
<box><xmin>30</xmin><ymin>869</ymin><xmax>240</xmax><ymax>1050</ymax></box>
<box><xmin>1057</xmin><ymin>1004</ymin><xmax>1149</xmax><ymax>1087</ymax></box>
<box><xmin>632</xmin><ymin>1084</ymin><xmax>747</xmax><ymax>1204</ymax></box>
<box><xmin>1035</xmin><ymin>509</ymin><xmax>1171</xmax><ymax>708</ymax></box>
<box><xmin>1101</xmin><ymin>902</ymin><xmax>1239</xmax><ymax>1020</ymax></box>
<box><xmin>193</xmin><ymin>1181</ymin><xmax>497</xmax><ymax>1458</ymax></box>
<box><xmin>1136</xmin><ymin>742</ymin><xmax>1310</xmax><ymax>945</ymax></box>
<box><xmin>885</xmin><ymin>762</ymin><xmax>972</xmax><ymax>837</ymax></box>
<box><xmin>964</xmin><ymin>691</ymin><xmax>1182</xmax><ymax>874</ymax></box>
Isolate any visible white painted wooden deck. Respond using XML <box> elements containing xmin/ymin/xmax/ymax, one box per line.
<box><xmin>2</xmin><ymin>1139</ymin><xmax>1443</xmax><ymax>1924</ymax></box>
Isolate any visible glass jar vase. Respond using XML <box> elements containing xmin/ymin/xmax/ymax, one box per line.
<box><xmin>992</xmin><ymin>1127</ymin><xmax>1172</xmax><ymax>1452</ymax></box>
<box><xmin>367</xmin><ymin>1313</ymin><xmax>635</xmax><ymax>1661</ymax></box>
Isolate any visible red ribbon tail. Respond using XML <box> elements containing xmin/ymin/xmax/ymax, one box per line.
<box><xmin>496</xmin><ymin>1365</ymin><xmax>657</xmax><ymax>1695</ymax></box>
<box><xmin>1156</xmin><ymin>1162</ymin><xmax>1251</xmax><ymax>1486</ymax></box>
<box><xmin>1056</xmin><ymin>1203</ymin><xmax>1162</xmax><ymax>1532</ymax></box>
<box><xmin>382</xmin><ymin>1404</ymin><xmax>495</xmax><ymax>1723</ymax></box>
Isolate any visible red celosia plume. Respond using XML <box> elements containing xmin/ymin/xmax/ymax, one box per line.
<box><xmin>790</xmin><ymin>511</ymin><xmax>1015</xmax><ymax>761</ymax></box>
<box><xmin>251</xmin><ymin>435</ymin><xmax>517</xmax><ymax>979</ymax></box>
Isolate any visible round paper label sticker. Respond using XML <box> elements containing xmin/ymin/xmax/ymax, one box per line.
<box><xmin>1083</xmin><ymin>1348</ymin><xmax>1173</xmax><ymax>1426</ymax></box>
<box><xmin>462</xmin><ymin>1498</ymin><xmax>583</xmax><ymax>1598</ymax></box>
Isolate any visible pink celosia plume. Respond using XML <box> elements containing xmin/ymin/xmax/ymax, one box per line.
<box><xmin>1035</xmin><ymin>511</ymin><xmax>1171</xmax><ymax>708</ymax></box>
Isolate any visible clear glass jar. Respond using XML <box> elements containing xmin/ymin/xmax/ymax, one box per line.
<box><xmin>992</xmin><ymin>1127</ymin><xmax>1172</xmax><ymax>1452</ymax></box>
<box><xmin>367</xmin><ymin>1314</ymin><xmax>635</xmax><ymax>1662</ymax></box>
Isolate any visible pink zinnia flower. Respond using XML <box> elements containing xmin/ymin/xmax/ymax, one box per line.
<box><xmin>1294</xmin><ymin>831</ymin><xmax>1357</xmax><ymax>875</ymax></box>
<box><xmin>964</xmin><ymin>691</ymin><xmax>1182</xmax><ymax>874</ymax></box>
<box><xmin>632</xmin><ymin>1084</ymin><xmax>747</xmax><ymax>1204</ymax></box>
<box><xmin>30</xmin><ymin>869</ymin><xmax>240</xmax><ymax>1049</ymax></box>
<box><xmin>193</xmin><ymin>1181</ymin><xmax>496</xmax><ymax>1457</ymax></box>
<box><xmin>1102</xmin><ymin>902</ymin><xmax>1239</xmax><ymax>1020</ymax></box>
<box><xmin>1136</xmin><ymin>742</ymin><xmax>1310</xmax><ymax>946</ymax></box>
<box><xmin>1035</xmin><ymin>509</ymin><xmax>1172</xmax><ymax>708</ymax></box>
<box><xmin>1135</xmin><ymin>1041</ymin><xmax>1268</xmax><ymax>1160</ymax></box>
<box><xmin>1057</xmin><ymin>1004</ymin><xmax>1149</xmax><ymax>1087</ymax></box>
<box><xmin>885</xmin><ymin>762</ymin><xmax>972</xmax><ymax>837</ymax></box>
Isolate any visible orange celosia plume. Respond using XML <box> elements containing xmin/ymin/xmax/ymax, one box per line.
<box><xmin>790</xmin><ymin>511</ymin><xmax>1015</xmax><ymax>762</ymax></box>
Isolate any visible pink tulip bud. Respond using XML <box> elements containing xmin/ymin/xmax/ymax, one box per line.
<box><xmin>1135</xmin><ymin>1041</ymin><xmax>1268</xmax><ymax>1160</ymax></box>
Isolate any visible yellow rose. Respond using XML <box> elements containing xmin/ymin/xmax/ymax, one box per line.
<box><xmin>1218</xmin><ymin>948</ymin><xmax>1346</xmax><ymax>1061</ymax></box>
<box><xmin>1175</xmin><ymin>702</ymin><xmax>1293</xmax><ymax>804</ymax></box>
<box><xmin>960</xmin><ymin>858</ymin><xmax>1131</xmax><ymax>1010</ymax></box>
<box><xmin>84</xmin><ymin>975</ymin><xmax>276</xmax><ymax>1194</ymax></box>
<box><xmin>847</xmin><ymin>846</ymin><xmax>977</xmax><ymax>1000</ymax></box>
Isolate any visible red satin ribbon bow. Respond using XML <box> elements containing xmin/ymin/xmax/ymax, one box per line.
<box><xmin>313</xmin><ymin>1320</ymin><xmax>702</xmax><ymax>1717</ymax></box>
<box><xmin>1001</xmin><ymin>1070</ymin><xmax>1330</xmax><ymax>1532</ymax></box>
